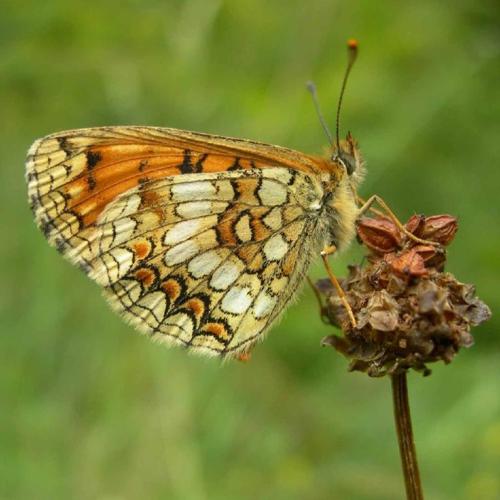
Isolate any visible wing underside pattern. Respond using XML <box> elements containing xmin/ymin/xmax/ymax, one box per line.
<box><xmin>26</xmin><ymin>127</ymin><xmax>328</xmax><ymax>357</ymax></box>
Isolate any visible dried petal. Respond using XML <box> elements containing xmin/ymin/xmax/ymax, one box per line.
<box><xmin>417</xmin><ymin>280</ymin><xmax>448</xmax><ymax>314</ymax></box>
<box><xmin>421</xmin><ymin>215</ymin><xmax>458</xmax><ymax>245</ymax></box>
<box><xmin>405</xmin><ymin>214</ymin><xmax>426</xmax><ymax>236</ymax></box>
<box><xmin>362</xmin><ymin>291</ymin><xmax>400</xmax><ymax>331</ymax></box>
<box><xmin>413</xmin><ymin>244</ymin><xmax>437</xmax><ymax>262</ymax></box>
<box><xmin>356</xmin><ymin>217</ymin><xmax>401</xmax><ymax>253</ymax></box>
<box><xmin>466</xmin><ymin>300</ymin><xmax>492</xmax><ymax>326</ymax></box>
<box><xmin>385</xmin><ymin>248</ymin><xmax>428</xmax><ymax>277</ymax></box>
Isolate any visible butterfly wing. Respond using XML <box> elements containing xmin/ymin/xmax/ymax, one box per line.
<box><xmin>26</xmin><ymin>126</ymin><xmax>330</xmax><ymax>357</ymax></box>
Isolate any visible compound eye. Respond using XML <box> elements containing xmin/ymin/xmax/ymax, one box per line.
<box><xmin>332</xmin><ymin>153</ymin><xmax>355</xmax><ymax>175</ymax></box>
<box><xmin>342</xmin><ymin>153</ymin><xmax>356</xmax><ymax>175</ymax></box>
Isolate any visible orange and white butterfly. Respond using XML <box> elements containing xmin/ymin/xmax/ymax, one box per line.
<box><xmin>26</xmin><ymin>43</ymin><xmax>364</xmax><ymax>359</ymax></box>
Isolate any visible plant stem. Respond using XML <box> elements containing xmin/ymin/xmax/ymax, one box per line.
<box><xmin>391</xmin><ymin>373</ymin><xmax>424</xmax><ymax>500</ymax></box>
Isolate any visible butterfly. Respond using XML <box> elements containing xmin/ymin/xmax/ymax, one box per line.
<box><xmin>26</xmin><ymin>41</ymin><xmax>366</xmax><ymax>359</ymax></box>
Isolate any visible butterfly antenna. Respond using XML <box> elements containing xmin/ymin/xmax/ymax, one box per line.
<box><xmin>335</xmin><ymin>39</ymin><xmax>358</xmax><ymax>152</ymax></box>
<box><xmin>306</xmin><ymin>80</ymin><xmax>334</xmax><ymax>147</ymax></box>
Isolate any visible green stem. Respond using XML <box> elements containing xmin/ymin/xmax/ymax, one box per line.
<box><xmin>391</xmin><ymin>373</ymin><xmax>424</xmax><ymax>500</ymax></box>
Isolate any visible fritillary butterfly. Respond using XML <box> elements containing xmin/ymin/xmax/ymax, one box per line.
<box><xmin>26</xmin><ymin>44</ymin><xmax>366</xmax><ymax>359</ymax></box>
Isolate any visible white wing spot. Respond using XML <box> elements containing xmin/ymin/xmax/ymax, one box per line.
<box><xmin>221</xmin><ymin>286</ymin><xmax>253</xmax><ymax>314</ymax></box>
<box><xmin>210</xmin><ymin>261</ymin><xmax>240</xmax><ymax>290</ymax></box>
<box><xmin>188</xmin><ymin>250</ymin><xmax>222</xmax><ymax>278</ymax></box>
<box><xmin>263</xmin><ymin>234</ymin><xmax>288</xmax><ymax>261</ymax></box>
<box><xmin>263</xmin><ymin>167</ymin><xmax>293</xmax><ymax>185</ymax></box>
<box><xmin>253</xmin><ymin>291</ymin><xmax>277</xmax><ymax>319</ymax></box>
<box><xmin>258</xmin><ymin>179</ymin><xmax>288</xmax><ymax>206</ymax></box>
<box><xmin>164</xmin><ymin>240</ymin><xmax>200</xmax><ymax>266</ymax></box>
<box><xmin>176</xmin><ymin>201</ymin><xmax>227</xmax><ymax>218</ymax></box>
<box><xmin>164</xmin><ymin>219</ymin><xmax>202</xmax><ymax>246</ymax></box>
<box><xmin>171</xmin><ymin>181</ymin><xmax>216</xmax><ymax>202</ymax></box>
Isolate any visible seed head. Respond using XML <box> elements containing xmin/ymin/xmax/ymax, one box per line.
<box><xmin>320</xmin><ymin>214</ymin><xmax>491</xmax><ymax>377</ymax></box>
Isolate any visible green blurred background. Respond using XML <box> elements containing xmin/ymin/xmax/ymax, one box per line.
<box><xmin>1</xmin><ymin>1</ymin><xmax>499</xmax><ymax>499</ymax></box>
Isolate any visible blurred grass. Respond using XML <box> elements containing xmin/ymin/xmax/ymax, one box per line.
<box><xmin>1</xmin><ymin>1</ymin><xmax>499</xmax><ymax>499</ymax></box>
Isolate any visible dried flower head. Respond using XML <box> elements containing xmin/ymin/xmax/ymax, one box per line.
<box><xmin>320</xmin><ymin>214</ymin><xmax>491</xmax><ymax>377</ymax></box>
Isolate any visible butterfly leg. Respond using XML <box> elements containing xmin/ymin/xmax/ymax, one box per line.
<box><xmin>358</xmin><ymin>195</ymin><xmax>439</xmax><ymax>246</ymax></box>
<box><xmin>321</xmin><ymin>245</ymin><xmax>357</xmax><ymax>328</ymax></box>
<box><xmin>356</xmin><ymin>194</ymin><xmax>385</xmax><ymax>218</ymax></box>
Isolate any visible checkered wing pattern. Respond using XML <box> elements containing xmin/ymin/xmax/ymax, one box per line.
<box><xmin>26</xmin><ymin>127</ymin><xmax>329</xmax><ymax>357</ymax></box>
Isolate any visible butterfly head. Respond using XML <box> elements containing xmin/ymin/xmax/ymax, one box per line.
<box><xmin>331</xmin><ymin>131</ymin><xmax>365</xmax><ymax>188</ymax></box>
